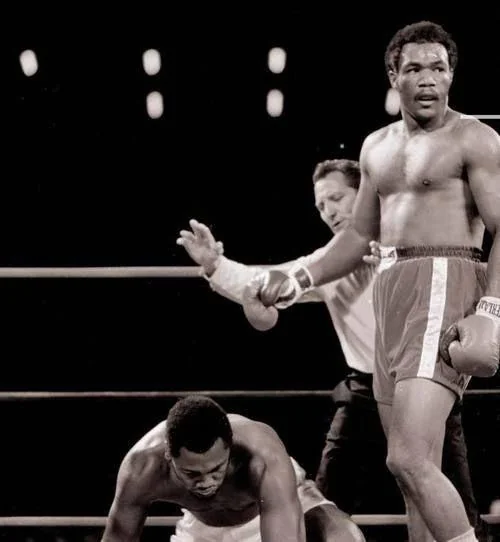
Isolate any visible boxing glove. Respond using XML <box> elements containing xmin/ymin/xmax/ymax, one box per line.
<box><xmin>242</xmin><ymin>276</ymin><xmax>279</xmax><ymax>331</ymax></box>
<box><xmin>439</xmin><ymin>296</ymin><xmax>500</xmax><ymax>377</ymax></box>
<box><xmin>257</xmin><ymin>266</ymin><xmax>314</xmax><ymax>309</ymax></box>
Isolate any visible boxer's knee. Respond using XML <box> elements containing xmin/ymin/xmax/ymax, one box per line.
<box><xmin>386</xmin><ymin>441</ymin><xmax>433</xmax><ymax>492</ymax></box>
<box><xmin>304</xmin><ymin>504</ymin><xmax>365</xmax><ymax>542</ymax></box>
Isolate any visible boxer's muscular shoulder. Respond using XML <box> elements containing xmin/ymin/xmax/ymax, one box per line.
<box><xmin>229</xmin><ymin>414</ymin><xmax>288</xmax><ymax>487</ymax></box>
<box><xmin>230</xmin><ymin>414</ymin><xmax>282</xmax><ymax>457</ymax></box>
<box><xmin>119</xmin><ymin>423</ymin><xmax>166</xmax><ymax>495</ymax></box>
<box><xmin>457</xmin><ymin>116</ymin><xmax>500</xmax><ymax>154</ymax></box>
<box><xmin>360</xmin><ymin>122</ymin><xmax>400</xmax><ymax>170</ymax></box>
<box><xmin>363</xmin><ymin>122</ymin><xmax>397</xmax><ymax>152</ymax></box>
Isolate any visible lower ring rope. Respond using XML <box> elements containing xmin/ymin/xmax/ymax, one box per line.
<box><xmin>0</xmin><ymin>389</ymin><xmax>498</xmax><ymax>400</ymax></box>
<box><xmin>0</xmin><ymin>514</ymin><xmax>498</xmax><ymax>527</ymax></box>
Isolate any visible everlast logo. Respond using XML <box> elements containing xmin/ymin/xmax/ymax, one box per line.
<box><xmin>477</xmin><ymin>298</ymin><xmax>500</xmax><ymax>318</ymax></box>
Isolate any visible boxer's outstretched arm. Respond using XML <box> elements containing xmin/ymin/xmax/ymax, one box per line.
<box><xmin>177</xmin><ymin>219</ymin><xmax>323</xmax><ymax>304</ymax></box>
<box><xmin>208</xmin><ymin>256</ymin><xmax>324</xmax><ymax>305</ymax></box>
<box><xmin>306</xmin><ymin>137</ymin><xmax>380</xmax><ymax>287</ymax></box>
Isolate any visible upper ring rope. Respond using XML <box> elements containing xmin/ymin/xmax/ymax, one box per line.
<box><xmin>0</xmin><ymin>266</ymin><xmax>202</xmax><ymax>278</ymax></box>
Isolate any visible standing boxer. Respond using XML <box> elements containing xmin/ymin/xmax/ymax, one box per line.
<box><xmin>254</xmin><ymin>21</ymin><xmax>500</xmax><ymax>542</ymax></box>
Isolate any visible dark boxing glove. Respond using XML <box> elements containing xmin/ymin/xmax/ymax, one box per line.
<box><xmin>241</xmin><ymin>275</ymin><xmax>279</xmax><ymax>331</ymax></box>
<box><xmin>439</xmin><ymin>296</ymin><xmax>500</xmax><ymax>377</ymax></box>
<box><xmin>257</xmin><ymin>266</ymin><xmax>314</xmax><ymax>309</ymax></box>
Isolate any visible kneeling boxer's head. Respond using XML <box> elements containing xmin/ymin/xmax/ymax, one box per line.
<box><xmin>165</xmin><ymin>395</ymin><xmax>233</xmax><ymax>498</ymax></box>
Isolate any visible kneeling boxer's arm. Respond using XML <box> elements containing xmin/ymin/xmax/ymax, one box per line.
<box><xmin>251</xmin><ymin>447</ymin><xmax>306</xmax><ymax>542</ymax></box>
<box><xmin>101</xmin><ymin>465</ymin><xmax>148</xmax><ymax>542</ymax></box>
<box><xmin>101</xmin><ymin>498</ymin><xmax>146</xmax><ymax>542</ymax></box>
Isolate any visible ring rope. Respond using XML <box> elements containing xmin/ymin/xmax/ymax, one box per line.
<box><xmin>0</xmin><ymin>266</ymin><xmax>202</xmax><ymax>278</ymax></box>
<box><xmin>0</xmin><ymin>266</ymin><xmax>496</xmax><ymax>530</ymax></box>
<box><xmin>0</xmin><ymin>514</ymin><xmax>498</xmax><ymax>527</ymax></box>
<box><xmin>0</xmin><ymin>265</ymin><xmax>281</xmax><ymax>279</ymax></box>
<box><xmin>0</xmin><ymin>264</ymin><xmax>496</xmax><ymax>400</ymax></box>
<box><xmin>0</xmin><ymin>388</ymin><xmax>498</xmax><ymax>400</ymax></box>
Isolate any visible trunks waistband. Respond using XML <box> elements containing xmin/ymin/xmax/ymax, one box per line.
<box><xmin>379</xmin><ymin>245</ymin><xmax>482</xmax><ymax>262</ymax></box>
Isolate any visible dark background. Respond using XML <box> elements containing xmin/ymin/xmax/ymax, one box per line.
<box><xmin>2</xmin><ymin>4</ymin><xmax>500</xmax><ymax>538</ymax></box>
